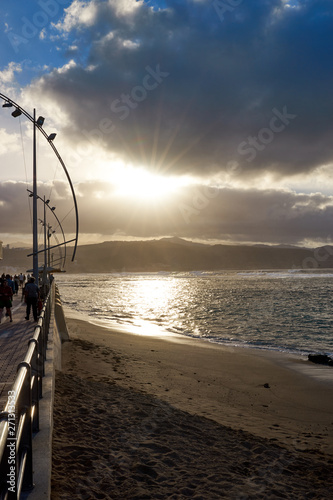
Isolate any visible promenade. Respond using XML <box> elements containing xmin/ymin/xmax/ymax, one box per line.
<box><xmin>0</xmin><ymin>295</ymin><xmax>36</xmax><ymax>409</ymax></box>
<box><xmin>0</xmin><ymin>286</ymin><xmax>64</xmax><ymax>499</ymax></box>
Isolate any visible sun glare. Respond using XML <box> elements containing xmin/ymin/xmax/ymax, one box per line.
<box><xmin>113</xmin><ymin>166</ymin><xmax>183</xmax><ymax>201</ymax></box>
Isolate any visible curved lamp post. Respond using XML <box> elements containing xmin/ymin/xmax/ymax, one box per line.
<box><xmin>38</xmin><ymin>220</ymin><xmax>62</xmax><ymax>270</ymax></box>
<box><xmin>0</xmin><ymin>92</ymin><xmax>79</xmax><ymax>279</ymax></box>
<box><xmin>27</xmin><ymin>189</ymin><xmax>67</xmax><ymax>270</ymax></box>
<box><xmin>38</xmin><ymin>219</ymin><xmax>64</xmax><ymax>269</ymax></box>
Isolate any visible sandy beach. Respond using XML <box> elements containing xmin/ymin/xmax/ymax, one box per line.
<box><xmin>51</xmin><ymin>318</ymin><xmax>333</xmax><ymax>499</ymax></box>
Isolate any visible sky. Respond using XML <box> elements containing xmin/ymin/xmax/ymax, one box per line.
<box><xmin>0</xmin><ymin>0</ymin><xmax>333</xmax><ymax>250</ymax></box>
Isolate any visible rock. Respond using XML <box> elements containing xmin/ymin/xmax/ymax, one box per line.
<box><xmin>308</xmin><ymin>354</ymin><xmax>333</xmax><ymax>366</ymax></box>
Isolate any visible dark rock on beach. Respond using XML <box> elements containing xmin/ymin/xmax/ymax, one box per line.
<box><xmin>308</xmin><ymin>354</ymin><xmax>333</xmax><ymax>366</ymax></box>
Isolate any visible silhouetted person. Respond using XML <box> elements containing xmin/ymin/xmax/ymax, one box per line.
<box><xmin>5</xmin><ymin>274</ymin><xmax>15</xmax><ymax>296</ymax></box>
<box><xmin>24</xmin><ymin>277</ymin><xmax>40</xmax><ymax>322</ymax></box>
<box><xmin>19</xmin><ymin>273</ymin><xmax>25</xmax><ymax>288</ymax></box>
<box><xmin>0</xmin><ymin>278</ymin><xmax>13</xmax><ymax>322</ymax></box>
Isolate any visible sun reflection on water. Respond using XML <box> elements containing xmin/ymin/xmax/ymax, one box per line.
<box><xmin>57</xmin><ymin>273</ymin><xmax>333</xmax><ymax>353</ymax></box>
<box><xmin>125</xmin><ymin>278</ymin><xmax>176</xmax><ymax>334</ymax></box>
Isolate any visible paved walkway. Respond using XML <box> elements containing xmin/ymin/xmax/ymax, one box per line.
<box><xmin>0</xmin><ymin>295</ymin><xmax>36</xmax><ymax>409</ymax></box>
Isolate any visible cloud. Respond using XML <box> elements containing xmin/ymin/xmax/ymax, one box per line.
<box><xmin>54</xmin><ymin>0</ymin><xmax>99</xmax><ymax>32</ymax></box>
<box><xmin>3</xmin><ymin>179</ymin><xmax>333</xmax><ymax>247</ymax></box>
<box><xmin>62</xmin><ymin>182</ymin><xmax>333</xmax><ymax>247</ymax></box>
<box><xmin>2</xmin><ymin>1</ymin><xmax>333</xmax><ymax>248</ymax></box>
<box><xmin>27</xmin><ymin>0</ymin><xmax>333</xmax><ymax>181</ymax></box>
<box><xmin>0</xmin><ymin>62</ymin><xmax>22</xmax><ymax>84</ymax></box>
<box><xmin>0</xmin><ymin>129</ymin><xmax>21</xmax><ymax>155</ymax></box>
<box><xmin>0</xmin><ymin>180</ymin><xmax>77</xmax><ymax>242</ymax></box>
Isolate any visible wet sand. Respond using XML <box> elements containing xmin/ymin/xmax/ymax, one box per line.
<box><xmin>51</xmin><ymin>318</ymin><xmax>333</xmax><ymax>499</ymax></box>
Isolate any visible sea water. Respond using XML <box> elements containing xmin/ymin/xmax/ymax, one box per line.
<box><xmin>55</xmin><ymin>270</ymin><xmax>333</xmax><ymax>357</ymax></box>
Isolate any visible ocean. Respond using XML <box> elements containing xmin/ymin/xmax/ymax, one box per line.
<box><xmin>55</xmin><ymin>270</ymin><xmax>333</xmax><ymax>357</ymax></box>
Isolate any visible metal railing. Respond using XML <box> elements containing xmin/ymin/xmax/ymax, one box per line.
<box><xmin>0</xmin><ymin>284</ymin><xmax>53</xmax><ymax>499</ymax></box>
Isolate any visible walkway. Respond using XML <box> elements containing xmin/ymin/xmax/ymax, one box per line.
<box><xmin>0</xmin><ymin>295</ymin><xmax>36</xmax><ymax>409</ymax></box>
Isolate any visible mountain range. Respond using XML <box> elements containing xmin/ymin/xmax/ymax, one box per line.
<box><xmin>2</xmin><ymin>238</ymin><xmax>333</xmax><ymax>274</ymax></box>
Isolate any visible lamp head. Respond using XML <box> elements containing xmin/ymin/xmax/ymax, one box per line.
<box><xmin>11</xmin><ymin>108</ymin><xmax>22</xmax><ymax>118</ymax></box>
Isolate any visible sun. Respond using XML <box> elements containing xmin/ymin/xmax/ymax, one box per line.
<box><xmin>112</xmin><ymin>165</ymin><xmax>183</xmax><ymax>201</ymax></box>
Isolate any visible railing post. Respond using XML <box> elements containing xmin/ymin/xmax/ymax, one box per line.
<box><xmin>16</xmin><ymin>363</ymin><xmax>34</xmax><ymax>494</ymax></box>
<box><xmin>0</xmin><ymin>411</ymin><xmax>17</xmax><ymax>500</ymax></box>
<box><xmin>35</xmin><ymin>324</ymin><xmax>45</xmax><ymax>380</ymax></box>
<box><xmin>28</xmin><ymin>339</ymin><xmax>40</xmax><ymax>433</ymax></box>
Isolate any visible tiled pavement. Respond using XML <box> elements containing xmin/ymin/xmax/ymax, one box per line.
<box><xmin>0</xmin><ymin>295</ymin><xmax>36</xmax><ymax>409</ymax></box>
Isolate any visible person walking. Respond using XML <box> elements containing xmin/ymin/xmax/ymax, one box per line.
<box><xmin>19</xmin><ymin>273</ymin><xmax>25</xmax><ymax>288</ymax></box>
<box><xmin>0</xmin><ymin>278</ymin><xmax>13</xmax><ymax>323</ymax></box>
<box><xmin>14</xmin><ymin>275</ymin><xmax>19</xmax><ymax>295</ymax></box>
<box><xmin>5</xmin><ymin>274</ymin><xmax>15</xmax><ymax>296</ymax></box>
<box><xmin>24</xmin><ymin>277</ymin><xmax>40</xmax><ymax>322</ymax></box>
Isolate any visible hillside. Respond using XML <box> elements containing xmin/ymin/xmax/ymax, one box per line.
<box><xmin>1</xmin><ymin>247</ymin><xmax>32</xmax><ymax>274</ymax></box>
<box><xmin>65</xmin><ymin>239</ymin><xmax>329</xmax><ymax>273</ymax></box>
<box><xmin>2</xmin><ymin>239</ymin><xmax>332</xmax><ymax>274</ymax></box>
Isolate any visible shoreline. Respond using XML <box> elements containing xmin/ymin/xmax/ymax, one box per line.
<box><xmin>65</xmin><ymin>306</ymin><xmax>333</xmax><ymax>386</ymax></box>
<box><xmin>51</xmin><ymin>316</ymin><xmax>333</xmax><ymax>499</ymax></box>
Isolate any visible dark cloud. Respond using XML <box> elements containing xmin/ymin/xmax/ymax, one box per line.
<box><xmin>2</xmin><ymin>179</ymin><xmax>332</xmax><ymax>246</ymax></box>
<box><xmin>46</xmin><ymin>182</ymin><xmax>333</xmax><ymax>245</ymax></box>
<box><xmin>0</xmin><ymin>180</ymin><xmax>77</xmax><ymax>240</ymax></box>
<box><xmin>32</xmin><ymin>0</ymin><xmax>333</xmax><ymax>179</ymax></box>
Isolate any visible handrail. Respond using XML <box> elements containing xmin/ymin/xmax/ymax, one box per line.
<box><xmin>0</xmin><ymin>283</ymin><xmax>54</xmax><ymax>499</ymax></box>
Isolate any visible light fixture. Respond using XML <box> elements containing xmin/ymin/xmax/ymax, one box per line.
<box><xmin>45</xmin><ymin>199</ymin><xmax>50</xmax><ymax>204</ymax></box>
<box><xmin>51</xmin><ymin>206</ymin><xmax>56</xmax><ymax>211</ymax></box>
<box><xmin>36</xmin><ymin>116</ymin><xmax>45</xmax><ymax>126</ymax></box>
<box><xmin>2</xmin><ymin>102</ymin><xmax>13</xmax><ymax>108</ymax></box>
<box><xmin>11</xmin><ymin>108</ymin><xmax>22</xmax><ymax>118</ymax></box>
<box><xmin>48</xmin><ymin>133</ymin><xmax>56</xmax><ymax>141</ymax></box>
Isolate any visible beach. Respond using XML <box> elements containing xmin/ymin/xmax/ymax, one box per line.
<box><xmin>51</xmin><ymin>318</ymin><xmax>333</xmax><ymax>499</ymax></box>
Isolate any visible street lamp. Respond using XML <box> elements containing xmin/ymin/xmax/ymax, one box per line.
<box><xmin>38</xmin><ymin>218</ymin><xmax>62</xmax><ymax>268</ymax></box>
<box><xmin>47</xmin><ymin>226</ymin><xmax>56</xmax><ymax>269</ymax></box>
<box><xmin>10</xmin><ymin>107</ymin><xmax>49</xmax><ymax>279</ymax></box>
<box><xmin>0</xmin><ymin>91</ymin><xmax>79</xmax><ymax>278</ymax></box>
<box><xmin>27</xmin><ymin>189</ymin><xmax>68</xmax><ymax>270</ymax></box>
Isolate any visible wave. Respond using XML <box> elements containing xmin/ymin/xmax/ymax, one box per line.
<box><xmin>57</xmin><ymin>272</ymin><xmax>333</xmax><ymax>356</ymax></box>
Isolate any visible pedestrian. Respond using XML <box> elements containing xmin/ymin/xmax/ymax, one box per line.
<box><xmin>24</xmin><ymin>277</ymin><xmax>40</xmax><ymax>322</ymax></box>
<box><xmin>19</xmin><ymin>273</ymin><xmax>25</xmax><ymax>288</ymax></box>
<box><xmin>14</xmin><ymin>275</ymin><xmax>19</xmax><ymax>295</ymax></box>
<box><xmin>0</xmin><ymin>278</ymin><xmax>13</xmax><ymax>323</ymax></box>
<box><xmin>5</xmin><ymin>274</ymin><xmax>15</xmax><ymax>296</ymax></box>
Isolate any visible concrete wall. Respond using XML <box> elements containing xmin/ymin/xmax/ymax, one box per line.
<box><xmin>54</xmin><ymin>285</ymin><xmax>69</xmax><ymax>345</ymax></box>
